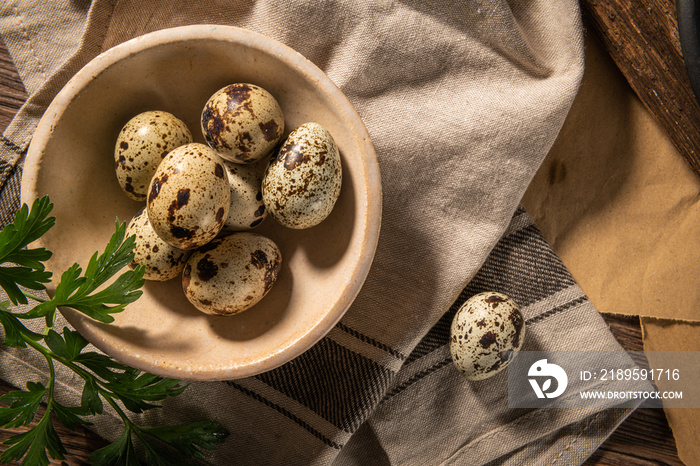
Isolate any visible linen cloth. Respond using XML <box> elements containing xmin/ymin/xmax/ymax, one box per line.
<box><xmin>0</xmin><ymin>1</ymin><xmax>644</xmax><ymax>464</ymax></box>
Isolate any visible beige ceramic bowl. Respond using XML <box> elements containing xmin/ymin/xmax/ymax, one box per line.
<box><xmin>21</xmin><ymin>25</ymin><xmax>381</xmax><ymax>381</ymax></box>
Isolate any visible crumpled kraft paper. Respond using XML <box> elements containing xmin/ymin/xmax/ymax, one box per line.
<box><xmin>523</xmin><ymin>32</ymin><xmax>700</xmax><ymax>323</ymax></box>
<box><xmin>523</xmin><ymin>30</ymin><xmax>700</xmax><ymax>465</ymax></box>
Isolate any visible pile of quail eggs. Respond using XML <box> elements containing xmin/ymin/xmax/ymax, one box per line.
<box><xmin>114</xmin><ymin>83</ymin><xmax>342</xmax><ymax>316</ymax></box>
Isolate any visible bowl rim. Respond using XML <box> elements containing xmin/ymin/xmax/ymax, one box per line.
<box><xmin>21</xmin><ymin>24</ymin><xmax>382</xmax><ymax>380</ymax></box>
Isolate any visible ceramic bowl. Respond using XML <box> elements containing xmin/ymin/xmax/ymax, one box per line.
<box><xmin>21</xmin><ymin>25</ymin><xmax>381</xmax><ymax>381</ymax></box>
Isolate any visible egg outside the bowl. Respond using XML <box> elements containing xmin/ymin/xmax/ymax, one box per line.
<box><xmin>450</xmin><ymin>292</ymin><xmax>525</xmax><ymax>381</ymax></box>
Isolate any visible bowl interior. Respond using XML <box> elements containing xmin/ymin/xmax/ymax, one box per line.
<box><xmin>21</xmin><ymin>26</ymin><xmax>380</xmax><ymax>381</ymax></box>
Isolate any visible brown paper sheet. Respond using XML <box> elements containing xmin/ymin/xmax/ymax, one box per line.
<box><xmin>522</xmin><ymin>31</ymin><xmax>700</xmax><ymax>464</ymax></box>
<box><xmin>522</xmin><ymin>33</ymin><xmax>700</xmax><ymax>322</ymax></box>
<box><xmin>642</xmin><ymin>318</ymin><xmax>700</xmax><ymax>466</ymax></box>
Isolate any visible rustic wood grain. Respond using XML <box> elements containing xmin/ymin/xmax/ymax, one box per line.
<box><xmin>0</xmin><ymin>9</ymin><xmax>688</xmax><ymax>465</ymax></box>
<box><xmin>0</xmin><ymin>40</ymin><xmax>26</xmax><ymax>133</ymax></box>
<box><xmin>0</xmin><ymin>378</ymin><xmax>107</xmax><ymax>465</ymax></box>
<box><xmin>580</xmin><ymin>0</ymin><xmax>700</xmax><ymax>179</ymax></box>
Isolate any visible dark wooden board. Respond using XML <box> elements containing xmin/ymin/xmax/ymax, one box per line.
<box><xmin>0</xmin><ymin>40</ymin><xmax>26</xmax><ymax>133</ymax></box>
<box><xmin>581</xmin><ymin>0</ymin><xmax>700</xmax><ymax>179</ymax></box>
<box><xmin>0</xmin><ymin>11</ymin><xmax>687</xmax><ymax>464</ymax></box>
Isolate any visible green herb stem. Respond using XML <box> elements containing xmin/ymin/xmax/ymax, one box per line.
<box><xmin>22</xmin><ymin>335</ymin><xmax>107</xmax><ymax>392</ymax></box>
<box><xmin>23</xmin><ymin>336</ymin><xmax>54</xmax><ymax>362</ymax></box>
<box><xmin>102</xmin><ymin>392</ymin><xmax>132</xmax><ymax>427</ymax></box>
<box><xmin>21</xmin><ymin>291</ymin><xmax>46</xmax><ymax>304</ymax></box>
<box><xmin>44</xmin><ymin>353</ymin><xmax>55</xmax><ymax>402</ymax></box>
<box><xmin>22</xmin><ymin>335</ymin><xmax>93</xmax><ymax>385</ymax></box>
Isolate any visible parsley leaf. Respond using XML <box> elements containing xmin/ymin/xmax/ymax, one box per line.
<box><xmin>0</xmin><ymin>196</ymin><xmax>54</xmax><ymax>305</ymax></box>
<box><xmin>81</xmin><ymin>377</ymin><xmax>103</xmax><ymax>416</ymax></box>
<box><xmin>103</xmin><ymin>373</ymin><xmax>185</xmax><ymax>414</ymax></box>
<box><xmin>0</xmin><ymin>410</ymin><xmax>66</xmax><ymax>466</ymax></box>
<box><xmin>73</xmin><ymin>351</ymin><xmax>138</xmax><ymax>383</ymax></box>
<box><xmin>51</xmin><ymin>400</ymin><xmax>92</xmax><ymax>430</ymax></box>
<box><xmin>43</xmin><ymin>327</ymin><xmax>89</xmax><ymax>361</ymax></box>
<box><xmin>88</xmin><ymin>428</ymin><xmax>140</xmax><ymax>466</ymax></box>
<box><xmin>141</xmin><ymin>420</ymin><xmax>230</xmax><ymax>459</ymax></box>
<box><xmin>0</xmin><ymin>301</ymin><xmax>42</xmax><ymax>348</ymax></box>
<box><xmin>0</xmin><ymin>382</ymin><xmax>46</xmax><ymax>428</ymax></box>
<box><xmin>19</xmin><ymin>220</ymin><xmax>145</xmax><ymax>325</ymax></box>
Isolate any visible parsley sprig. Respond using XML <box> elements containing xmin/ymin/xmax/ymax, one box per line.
<box><xmin>0</xmin><ymin>196</ymin><xmax>228</xmax><ymax>465</ymax></box>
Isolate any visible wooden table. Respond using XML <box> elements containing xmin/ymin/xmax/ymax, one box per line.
<box><xmin>0</xmin><ymin>2</ymin><xmax>691</xmax><ymax>464</ymax></box>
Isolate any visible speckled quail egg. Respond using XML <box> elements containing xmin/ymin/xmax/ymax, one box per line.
<box><xmin>126</xmin><ymin>207</ymin><xmax>191</xmax><ymax>281</ymax></box>
<box><xmin>262</xmin><ymin>122</ymin><xmax>342</xmax><ymax>229</ymax></box>
<box><xmin>222</xmin><ymin>161</ymin><xmax>267</xmax><ymax>231</ymax></box>
<box><xmin>147</xmin><ymin>143</ymin><xmax>230</xmax><ymax>250</ymax></box>
<box><xmin>182</xmin><ymin>232</ymin><xmax>282</xmax><ymax>316</ymax></box>
<box><xmin>114</xmin><ymin>111</ymin><xmax>193</xmax><ymax>201</ymax></box>
<box><xmin>201</xmin><ymin>83</ymin><xmax>285</xmax><ymax>164</ymax></box>
<box><xmin>450</xmin><ymin>291</ymin><xmax>525</xmax><ymax>381</ymax></box>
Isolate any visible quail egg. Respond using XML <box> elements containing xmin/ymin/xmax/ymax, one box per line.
<box><xmin>182</xmin><ymin>232</ymin><xmax>282</xmax><ymax>316</ymax></box>
<box><xmin>114</xmin><ymin>111</ymin><xmax>193</xmax><ymax>201</ymax></box>
<box><xmin>147</xmin><ymin>143</ymin><xmax>230</xmax><ymax>250</ymax></box>
<box><xmin>262</xmin><ymin>122</ymin><xmax>342</xmax><ymax>229</ymax></box>
<box><xmin>126</xmin><ymin>207</ymin><xmax>191</xmax><ymax>281</ymax></box>
<box><xmin>222</xmin><ymin>161</ymin><xmax>267</xmax><ymax>231</ymax></box>
<box><xmin>450</xmin><ymin>291</ymin><xmax>525</xmax><ymax>380</ymax></box>
<box><xmin>201</xmin><ymin>83</ymin><xmax>285</xmax><ymax>164</ymax></box>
